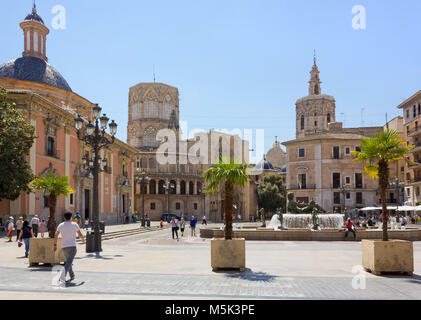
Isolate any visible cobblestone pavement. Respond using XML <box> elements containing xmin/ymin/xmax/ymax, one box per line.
<box><xmin>0</xmin><ymin>224</ymin><xmax>420</xmax><ymax>300</ymax></box>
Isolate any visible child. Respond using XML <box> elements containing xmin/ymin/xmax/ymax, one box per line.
<box><xmin>160</xmin><ymin>219</ymin><xmax>164</xmax><ymax>229</ymax></box>
<box><xmin>39</xmin><ymin>219</ymin><xmax>47</xmax><ymax>238</ymax></box>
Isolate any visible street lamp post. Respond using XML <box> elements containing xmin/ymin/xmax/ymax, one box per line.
<box><xmin>340</xmin><ymin>185</ymin><xmax>348</xmax><ymax>218</ymax></box>
<box><xmin>75</xmin><ymin>105</ymin><xmax>117</xmax><ymax>253</ymax></box>
<box><xmin>390</xmin><ymin>177</ymin><xmax>405</xmax><ymax>212</ymax></box>
<box><xmin>135</xmin><ymin>169</ymin><xmax>151</xmax><ymax>227</ymax></box>
<box><xmin>163</xmin><ymin>181</ymin><xmax>175</xmax><ymax>216</ymax></box>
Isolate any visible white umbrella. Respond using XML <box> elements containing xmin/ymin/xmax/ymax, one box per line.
<box><xmin>396</xmin><ymin>206</ymin><xmax>416</xmax><ymax>211</ymax></box>
<box><xmin>359</xmin><ymin>207</ymin><xmax>382</xmax><ymax>211</ymax></box>
<box><xmin>415</xmin><ymin>205</ymin><xmax>421</xmax><ymax>211</ymax></box>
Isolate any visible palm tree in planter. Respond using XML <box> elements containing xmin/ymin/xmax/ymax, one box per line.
<box><xmin>352</xmin><ymin>129</ymin><xmax>415</xmax><ymax>275</ymax></box>
<box><xmin>29</xmin><ymin>171</ymin><xmax>73</xmax><ymax>266</ymax></box>
<box><xmin>203</xmin><ymin>158</ymin><xmax>251</xmax><ymax>271</ymax></box>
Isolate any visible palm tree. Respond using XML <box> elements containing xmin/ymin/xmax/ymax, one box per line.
<box><xmin>30</xmin><ymin>171</ymin><xmax>73</xmax><ymax>238</ymax></box>
<box><xmin>352</xmin><ymin>129</ymin><xmax>413</xmax><ymax>241</ymax></box>
<box><xmin>203</xmin><ymin>158</ymin><xmax>251</xmax><ymax>240</ymax></box>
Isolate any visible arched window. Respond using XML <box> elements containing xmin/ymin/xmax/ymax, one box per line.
<box><xmin>327</xmin><ymin>113</ymin><xmax>331</xmax><ymax>124</ymax></box>
<box><xmin>300</xmin><ymin>115</ymin><xmax>305</xmax><ymax>130</ymax></box>
<box><xmin>189</xmin><ymin>181</ymin><xmax>194</xmax><ymax>195</ymax></box>
<box><xmin>197</xmin><ymin>182</ymin><xmax>202</xmax><ymax>195</ymax></box>
<box><xmin>158</xmin><ymin>180</ymin><xmax>165</xmax><ymax>194</ymax></box>
<box><xmin>180</xmin><ymin>181</ymin><xmax>186</xmax><ymax>195</ymax></box>
<box><xmin>143</xmin><ymin>127</ymin><xmax>157</xmax><ymax>148</ymax></box>
<box><xmin>149</xmin><ymin>180</ymin><xmax>156</xmax><ymax>195</ymax></box>
<box><xmin>144</xmin><ymin>101</ymin><xmax>158</xmax><ymax>118</ymax></box>
<box><xmin>314</xmin><ymin>84</ymin><xmax>319</xmax><ymax>95</ymax></box>
<box><xmin>170</xmin><ymin>180</ymin><xmax>177</xmax><ymax>194</ymax></box>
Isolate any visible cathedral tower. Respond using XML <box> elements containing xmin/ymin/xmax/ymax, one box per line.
<box><xmin>296</xmin><ymin>58</ymin><xmax>336</xmax><ymax>138</ymax></box>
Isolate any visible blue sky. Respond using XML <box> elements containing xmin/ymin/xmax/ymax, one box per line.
<box><xmin>2</xmin><ymin>0</ymin><xmax>421</xmax><ymax>156</ymax></box>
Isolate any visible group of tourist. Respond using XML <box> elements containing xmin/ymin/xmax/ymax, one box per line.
<box><xmin>168</xmin><ymin>215</ymin><xmax>199</xmax><ymax>240</ymax></box>
<box><xmin>4</xmin><ymin>215</ymin><xmax>49</xmax><ymax>243</ymax></box>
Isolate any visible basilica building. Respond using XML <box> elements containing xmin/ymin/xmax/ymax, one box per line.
<box><xmin>282</xmin><ymin>59</ymin><xmax>383</xmax><ymax>213</ymax></box>
<box><xmin>0</xmin><ymin>5</ymin><xmax>137</xmax><ymax>224</ymax></box>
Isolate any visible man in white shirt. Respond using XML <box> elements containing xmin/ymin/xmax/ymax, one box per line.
<box><xmin>54</xmin><ymin>212</ymin><xmax>85</xmax><ymax>283</ymax></box>
<box><xmin>30</xmin><ymin>215</ymin><xmax>40</xmax><ymax>238</ymax></box>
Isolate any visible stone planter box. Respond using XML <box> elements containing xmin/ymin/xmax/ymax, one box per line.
<box><xmin>362</xmin><ymin>239</ymin><xmax>414</xmax><ymax>276</ymax></box>
<box><xmin>29</xmin><ymin>238</ymin><xmax>66</xmax><ymax>266</ymax></box>
<box><xmin>211</xmin><ymin>238</ymin><xmax>245</xmax><ymax>272</ymax></box>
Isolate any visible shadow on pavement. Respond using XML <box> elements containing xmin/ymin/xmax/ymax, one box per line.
<box><xmin>65</xmin><ymin>281</ymin><xmax>85</xmax><ymax>288</ymax></box>
<box><xmin>381</xmin><ymin>273</ymin><xmax>421</xmax><ymax>284</ymax></box>
<box><xmin>216</xmin><ymin>268</ymin><xmax>278</xmax><ymax>282</ymax></box>
<box><xmin>76</xmin><ymin>252</ymin><xmax>123</xmax><ymax>260</ymax></box>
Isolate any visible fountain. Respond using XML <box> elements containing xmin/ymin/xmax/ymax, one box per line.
<box><xmin>267</xmin><ymin>213</ymin><xmax>345</xmax><ymax>230</ymax></box>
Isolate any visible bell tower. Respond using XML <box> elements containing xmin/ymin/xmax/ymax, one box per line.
<box><xmin>295</xmin><ymin>56</ymin><xmax>336</xmax><ymax>138</ymax></box>
<box><xmin>20</xmin><ymin>2</ymin><xmax>49</xmax><ymax>62</ymax></box>
<box><xmin>308</xmin><ymin>56</ymin><xmax>321</xmax><ymax>96</ymax></box>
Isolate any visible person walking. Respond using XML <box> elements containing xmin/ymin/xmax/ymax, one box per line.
<box><xmin>17</xmin><ymin>220</ymin><xmax>34</xmax><ymax>258</ymax></box>
<box><xmin>179</xmin><ymin>217</ymin><xmax>186</xmax><ymax>237</ymax></box>
<box><xmin>15</xmin><ymin>217</ymin><xmax>23</xmax><ymax>241</ymax></box>
<box><xmin>344</xmin><ymin>218</ymin><xmax>357</xmax><ymax>240</ymax></box>
<box><xmin>160</xmin><ymin>219</ymin><xmax>164</xmax><ymax>230</ymax></box>
<box><xmin>83</xmin><ymin>219</ymin><xmax>90</xmax><ymax>230</ymax></box>
<box><xmin>73</xmin><ymin>212</ymin><xmax>82</xmax><ymax>228</ymax></box>
<box><xmin>171</xmin><ymin>217</ymin><xmax>179</xmax><ymax>240</ymax></box>
<box><xmin>202</xmin><ymin>215</ymin><xmax>207</xmax><ymax>225</ymax></box>
<box><xmin>54</xmin><ymin>212</ymin><xmax>85</xmax><ymax>283</ymax></box>
<box><xmin>39</xmin><ymin>219</ymin><xmax>47</xmax><ymax>238</ymax></box>
<box><xmin>30</xmin><ymin>215</ymin><xmax>40</xmax><ymax>238</ymax></box>
<box><xmin>6</xmin><ymin>217</ymin><xmax>14</xmax><ymax>242</ymax></box>
<box><xmin>190</xmin><ymin>215</ymin><xmax>197</xmax><ymax>237</ymax></box>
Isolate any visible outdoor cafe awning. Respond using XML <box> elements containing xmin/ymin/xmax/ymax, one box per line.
<box><xmin>359</xmin><ymin>206</ymin><xmax>417</xmax><ymax>211</ymax></box>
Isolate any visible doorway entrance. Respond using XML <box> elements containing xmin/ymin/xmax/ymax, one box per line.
<box><xmin>84</xmin><ymin>189</ymin><xmax>90</xmax><ymax>220</ymax></box>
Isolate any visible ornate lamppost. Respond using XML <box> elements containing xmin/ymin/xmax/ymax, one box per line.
<box><xmin>136</xmin><ymin>168</ymin><xmax>151</xmax><ymax>227</ymax></box>
<box><xmin>75</xmin><ymin>104</ymin><xmax>117</xmax><ymax>253</ymax></box>
<box><xmin>163</xmin><ymin>181</ymin><xmax>175</xmax><ymax>216</ymax></box>
<box><xmin>390</xmin><ymin>176</ymin><xmax>404</xmax><ymax>212</ymax></box>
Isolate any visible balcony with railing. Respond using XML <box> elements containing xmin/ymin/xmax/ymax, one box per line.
<box><xmin>46</xmin><ymin>149</ymin><xmax>60</xmax><ymax>159</ymax></box>
<box><xmin>288</xmin><ymin>184</ymin><xmax>317</xmax><ymax>190</ymax></box>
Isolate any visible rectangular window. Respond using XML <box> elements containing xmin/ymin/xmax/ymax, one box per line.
<box><xmin>163</xmin><ymin>103</ymin><xmax>175</xmax><ymax>120</ymax></box>
<box><xmin>332</xmin><ymin>173</ymin><xmax>341</xmax><ymax>189</ymax></box>
<box><xmin>355</xmin><ymin>146</ymin><xmax>361</xmax><ymax>152</ymax></box>
<box><xmin>346</xmin><ymin>192</ymin><xmax>351</xmax><ymax>200</ymax></box>
<box><xmin>417</xmin><ymin>187</ymin><xmax>420</xmax><ymax>197</ymax></box>
<box><xmin>150</xmin><ymin>203</ymin><xmax>156</xmax><ymax>210</ymax></box>
<box><xmin>144</xmin><ymin>101</ymin><xmax>159</xmax><ymax>118</ymax></box>
<box><xmin>298</xmin><ymin>174</ymin><xmax>307</xmax><ymax>189</ymax></box>
<box><xmin>332</xmin><ymin>146</ymin><xmax>340</xmax><ymax>159</ymax></box>
<box><xmin>43</xmin><ymin>196</ymin><xmax>49</xmax><ymax>208</ymax></box>
<box><xmin>406</xmin><ymin>110</ymin><xmax>410</xmax><ymax>119</ymax></box>
<box><xmin>176</xmin><ymin>203</ymin><xmax>181</xmax><ymax>210</ymax></box>
<box><xmin>194</xmin><ymin>203</ymin><xmax>198</xmax><ymax>210</ymax></box>
<box><xmin>355</xmin><ymin>173</ymin><xmax>363</xmax><ymax>189</ymax></box>
<box><xmin>298</xmin><ymin>148</ymin><xmax>305</xmax><ymax>158</ymax></box>
<box><xmin>70</xmin><ymin>194</ymin><xmax>74</xmax><ymax>206</ymax></box>
<box><xmin>345</xmin><ymin>176</ymin><xmax>351</xmax><ymax>185</ymax></box>
<box><xmin>47</xmin><ymin>137</ymin><xmax>55</xmax><ymax>157</ymax></box>
<box><xmin>333</xmin><ymin>192</ymin><xmax>341</xmax><ymax>204</ymax></box>
<box><xmin>345</xmin><ymin>147</ymin><xmax>351</xmax><ymax>156</ymax></box>
<box><xmin>356</xmin><ymin>192</ymin><xmax>363</xmax><ymax>204</ymax></box>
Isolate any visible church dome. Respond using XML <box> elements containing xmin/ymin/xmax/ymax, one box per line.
<box><xmin>0</xmin><ymin>56</ymin><xmax>72</xmax><ymax>92</ymax></box>
<box><xmin>253</xmin><ymin>155</ymin><xmax>275</xmax><ymax>171</ymax></box>
<box><xmin>24</xmin><ymin>8</ymin><xmax>45</xmax><ymax>24</ymax></box>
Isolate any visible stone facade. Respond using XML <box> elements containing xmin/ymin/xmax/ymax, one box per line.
<box><xmin>282</xmin><ymin>60</ymin><xmax>383</xmax><ymax>213</ymax></box>
<box><xmin>397</xmin><ymin>91</ymin><xmax>421</xmax><ymax>205</ymax></box>
<box><xmin>127</xmin><ymin>83</ymin><xmax>254</xmax><ymax>221</ymax></box>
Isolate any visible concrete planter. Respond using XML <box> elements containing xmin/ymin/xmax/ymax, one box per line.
<box><xmin>29</xmin><ymin>238</ymin><xmax>66</xmax><ymax>266</ymax></box>
<box><xmin>362</xmin><ymin>239</ymin><xmax>414</xmax><ymax>276</ymax></box>
<box><xmin>211</xmin><ymin>238</ymin><xmax>245</xmax><ymax>272</ymax></box>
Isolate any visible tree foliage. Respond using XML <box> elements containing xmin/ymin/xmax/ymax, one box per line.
<box><xmin>30</xmin><ymin>171</ymin><xmax>73</xmax><ymax>238</ymax></box>
<box><xmin>352</xmin><ymin>129</ymin><xmax>413</xmax><ymax>241</ymax></box>
<box><xmin>203</xmin><ymin>157</ymin><xmax>251</xmax><ymax>240</ymax></box>
<box><xmin>256</xmin><ymin>174</ymin><xmax>286</xmax><ymax>213</ymax></box>
<box><xmin>0</xmin><ymin>87</ymin><xmax>36</xmax><ymax>201</ymax></box>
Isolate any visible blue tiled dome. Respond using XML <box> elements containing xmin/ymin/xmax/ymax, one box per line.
<box><xmin>253</xmin><ymin>155</ymin><xmax>275</xmax><ymax>171</ymax></box>
<box><xmin>0</xmin><ymin>56</ymin><xmax>72</xmax><ymax>92</ymax></box>
<box><xmin>24</xmin><ymin>6</ymin><xmax>44</xmax><ymax>24</ymax></box>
